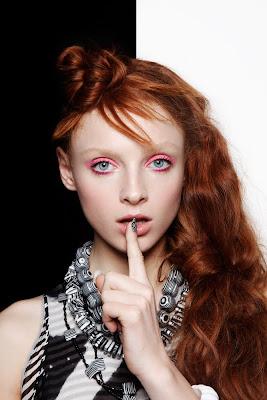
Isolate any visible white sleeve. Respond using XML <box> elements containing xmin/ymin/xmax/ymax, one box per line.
<box><xmin>192</xmin><ymin>384</ymin><xmax>219</xmax><ymax>399</ymax></box>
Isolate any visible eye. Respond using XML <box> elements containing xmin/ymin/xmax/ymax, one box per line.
<box><xmin>145</xmin><ymin>155</ymin><xmax>175</xmax><ymax>171</ymax></box>
<box><xmin>93</xmin><ymin>161</ymin><xmax>114</xmax><ymax>173</ymax></box>
<box><xmin>149</xmin><ymin>159</ymin><xmax>170</xmax><ymax>169</ymax></box>
<box><xmin>86</xmin><ymin>158</ymin><xmax>119</xmax><ymax>175</ymax></box>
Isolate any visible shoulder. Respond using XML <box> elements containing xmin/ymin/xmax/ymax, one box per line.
<box><xmin>0</xmin><ymin>295</ymin><xmax>43</xmax><ymax>321</ymax></box>
<box><xmin>0</xmin><ymin>296</ymin><xmax>43</xmax><ymax>399</ymax></box>
<box><xmin>0</xmin><ymin>296</ymin><xmax>43</xmax><ymax>343</ymax></box>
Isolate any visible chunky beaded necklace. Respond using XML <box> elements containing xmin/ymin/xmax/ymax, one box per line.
<box><xmin>58</xmin><ymin>241</ymin><xmax>189</xmax><ymax>400</ymax></box>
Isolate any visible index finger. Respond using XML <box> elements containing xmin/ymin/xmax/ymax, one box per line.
<box><xmin>126</xmin><ymin>218</ymin><xmax>150</xmax><ymax>285</ymax></box>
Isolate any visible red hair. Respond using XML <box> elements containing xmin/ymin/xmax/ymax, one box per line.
<box><xmin>53</xmin><ymin>45</ymin><xmax>267</xmax><ymax>400</ymax></box>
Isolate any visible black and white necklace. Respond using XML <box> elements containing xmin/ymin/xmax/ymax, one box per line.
<box><xmin>58</xmin><ymin>241</ymin><xmax>189</xmax><ymax>400</ymax></box>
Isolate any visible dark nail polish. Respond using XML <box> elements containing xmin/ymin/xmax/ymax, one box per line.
<box><xmin>131</xmin><ymin>218</ymin><xmax>137</xmax><ymax>232</ymax></box>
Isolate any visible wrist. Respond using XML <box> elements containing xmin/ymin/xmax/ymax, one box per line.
<box><xmin>136</xmin><ymin>352</ymin><xmax>199</xmax><ymax>400</ymax></box>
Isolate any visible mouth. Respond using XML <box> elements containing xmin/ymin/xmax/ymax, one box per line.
<box><xmin>116</xmin><ymin>214</ymin><xmax>152</xmax><ymax>236</ymax></box>
<box><xmin>120</xmin><ymin>218</ymin><xmax>149</xmax><ymax>225</ymax></box>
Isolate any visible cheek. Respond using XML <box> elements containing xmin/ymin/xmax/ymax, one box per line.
<box><xmin>155</xmin><ymin>176</ymin><xmax>183</xmax><ymax>208</ymax></box>
<box><xmin>171</xmin><ymin>184</ymin><xmax>183</xmax><ymax>203</ymax></box>
<box><xmin>75</xmin><ymin>179</ymin><xmax>101</xmax><ymax>208</ymax></box>
<box><xmin>163</xmin><ymin>188</ymin><xmax>183</xmax><ymax>218</ymax></box>
<box><xmin>75</xmin><ymin>179</ymin><xmax>117</xmax><ymax>220</ymax></box>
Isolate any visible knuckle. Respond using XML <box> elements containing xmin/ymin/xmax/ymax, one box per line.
<box><xmin>104</xmin><ymin>271</ymin><xmax>118</xmax><ymax>287</ymax></box>
<box><xmin>143</xmin><ymin>285</ymin><xmax>154</xmax><ymax>302</ymax></box>
<box><xmin>101</xmin><ymin>290</ymin><xmax>108</xmax><ymax>303</ymax></box>
<box><xmin>102</xmin><ymin>302</ymin><xmax>110</xmax><ymax>315</ymax></box>
<box><xmin>129</xmin><ymin>254</ymin><xmax>144</xmax><ymax>262</ymax></box>
<box><xmin>138</xmin><ymin>296</ymin><xmax>149</xmax><ymax>311</ymax></box>
<box><xmin>137</xmin><ymin>253</ymin><xmax>145</xmax><ymax>262</ymax></box>
<box><xmin>129</xmin><ymin>306</ymin><xmax>142</xmax><ymax>324</ymax></box>
<box><xmin>105</xmin><ymin>270</ymin><xmax>115</xmax><ymax>281</ymax></box>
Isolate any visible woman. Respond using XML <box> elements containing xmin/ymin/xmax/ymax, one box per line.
<box><xmin>0</xmin><ymin>45</ymin><xmax>266</xmax><ymax>400</ymax></box>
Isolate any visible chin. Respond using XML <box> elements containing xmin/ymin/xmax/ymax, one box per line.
<box><xmin>137</xmin><ymin>235</ymin><xmax>165</xmax><ymax>256</ymax></box>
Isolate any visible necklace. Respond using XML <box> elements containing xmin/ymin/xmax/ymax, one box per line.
<box><xmin>58</xmin><ymin>241</ymin><xmax>189</xmax><ymax>399</ymax></box>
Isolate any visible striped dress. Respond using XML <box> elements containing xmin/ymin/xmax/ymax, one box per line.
<box><xmin>21</xmin><ymin>285</ymin><xmax>146</xmax><ymax>400</ymax></box>
<box><xmin>21</xmin><ymin>285</ymin><xmax>219</xmax><ymax>400</ymax></box>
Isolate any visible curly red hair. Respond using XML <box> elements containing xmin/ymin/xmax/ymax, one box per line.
<box><xmin>53</xmin><ymin>44</ymin><xmax>267</xmax><ymax>400</ymax></box>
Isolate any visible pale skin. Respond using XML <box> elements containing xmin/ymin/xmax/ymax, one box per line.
<box><xmin>0</xmin><ymin>109</ymin><xmax>200</xmax><ymax>399</ymax></box>
<box><xmin>96</xmin><ymin>222</ymin><xmax>199</xmax><ymax>399</ymax></box>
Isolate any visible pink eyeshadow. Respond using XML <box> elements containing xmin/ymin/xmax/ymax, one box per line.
<box><xmin>85</xmin><ymin>157</ymin><xmax>120</xmax><ymax>169</ymax></box>
<box><xmin>143</xmin><ymin>154</ymin><xmax>176</xmax><ymax>168</ymax></box>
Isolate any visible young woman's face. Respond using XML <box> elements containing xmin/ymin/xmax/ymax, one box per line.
<box><xmin>60</xmin><ymin>109</ymin><xmax>184</xmax><ymax>254</ymax></box>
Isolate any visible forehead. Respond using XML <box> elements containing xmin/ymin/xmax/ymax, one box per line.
<box><xmin>71</xmin><ymin>107</ymin><xmax>184</xmax><ymax>153</ymax></box>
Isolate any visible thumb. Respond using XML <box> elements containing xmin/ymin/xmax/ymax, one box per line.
<box><xmin>95</xmin><ymin>273</ymin><xmax>105</xmax><ymax>293</ymax></box>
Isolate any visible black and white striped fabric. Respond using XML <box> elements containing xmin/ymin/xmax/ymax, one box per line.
<box><xmin>21</xmin><ymin>285</ymin><xmax>145</xmax><ymax>400</ymax></box>
<box><xmin>21</xmin><ymin>284</ymin><xmax>219</xmax><ymax>400</ymax></box>
<box><xmin>21</xmin><ymin>295</ymin><xmax>49</xmax><ymax>399</ymax></box>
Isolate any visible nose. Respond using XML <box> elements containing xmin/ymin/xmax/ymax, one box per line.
<box><xmin>119</xmin><ymin>170</ymin><xmax>148</xmax><ymax>205</ymax></box>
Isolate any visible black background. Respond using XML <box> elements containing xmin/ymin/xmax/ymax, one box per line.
<box><xmin>1</xmin><ymin>3</ymin><xmax>136</xmax><ymax>311</ymax></box>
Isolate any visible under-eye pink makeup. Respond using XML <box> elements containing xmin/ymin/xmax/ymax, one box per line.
<box><xmin>144</xmin><ymin>154</ymin><xmax>176</xmax><ymax>171</ymax></box>
<box><xmin>85</xmin><ymin>157</ymin><xmax>120</xmax><ymax>175</ymax></box>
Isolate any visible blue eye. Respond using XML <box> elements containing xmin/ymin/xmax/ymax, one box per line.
<box><xmin>147</xmin><ymin>158</ymin><xmax>171</xmax><ymax>171</ymax></box>
<box><xmin>92</xmin><ymin>161</ymin><xmax>116</xmax><ymax>174</ymax></box>
<box><xmin>144</xmin><ymin>155</ymin><xmax>175</xmax><ymax>171</ymax></box>
<box><xmin>87</xmin><ymin>158</ymin><xmax>118</xmax><ymax>175</ymax></box>
<box><xmin>94</xmin><ymin>162</ymin><xmax>110</xmax><ymax>172</ymax></box>
<box><xmin>151</xmin><ymin>159</ymin><xmax>167</xmax><ymax>168</ymax></box>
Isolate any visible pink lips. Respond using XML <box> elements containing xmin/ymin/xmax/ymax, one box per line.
<box><xmin>116</xmin><ymin>214</ymin><xmax>152</xmax><ymax>236</ymax></box>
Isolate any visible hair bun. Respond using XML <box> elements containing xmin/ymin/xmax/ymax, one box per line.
<box><xmin>57</xmin><ymin>45</ymin><xmax>90</xmax><ymax>103</ymax></box>
<box><xmin>57</xmin><ymin>45</ymin><xmax>130</xmax><ymax>107</ymax></box>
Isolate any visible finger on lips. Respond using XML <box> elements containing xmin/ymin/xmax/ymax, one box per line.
<box><xmin>96</xmin><ymin>218</ymin><xmax>152</xmax><ymax>334</ymax></box>
<box><xmin>126</xmin><ymin>218</ymin><xmax>150</xmax><ymax>285</ymax></box>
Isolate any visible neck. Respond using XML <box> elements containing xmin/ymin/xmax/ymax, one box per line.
<box><xmin>89</xmin><ymin>233</ymin><xmax>171</xmax><ymax>289</ymax></box>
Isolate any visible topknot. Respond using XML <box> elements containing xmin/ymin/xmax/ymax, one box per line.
<box><xmin>57</xmin><ymin>45</ymin><xmax>131</xmax><ymax>108</ymax></box>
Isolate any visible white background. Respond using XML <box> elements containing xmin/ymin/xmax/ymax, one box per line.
<box><xmin>137</xmin><ymin>0</ymin><xmax>267</xmax><ymax>256</ymax></box>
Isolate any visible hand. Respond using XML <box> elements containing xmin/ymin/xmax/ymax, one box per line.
<box><xmin>95</xmin><ymin>221</ymin><xmax>168</xmax><ymax>378</ymax></box>
<box><xmin>96</xmin><ymin>223</ymin><xmax>200</xmax><ymax>400</ymax></box>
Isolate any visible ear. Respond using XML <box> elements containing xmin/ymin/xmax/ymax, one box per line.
<box><xmin>56</xmin><ymin>147</ymin><xmax>77</xmax><ymax>191</ymax></box>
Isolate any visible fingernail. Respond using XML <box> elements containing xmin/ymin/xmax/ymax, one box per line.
<box><xmin>131</xmin><ymin>217</ymin><xmax>137</xmax><ymax>232</ymax></box>
<box><xmin>94</xmin><ymin>270</ymin><xmax>104</xmax><ymax>279</ymax></box>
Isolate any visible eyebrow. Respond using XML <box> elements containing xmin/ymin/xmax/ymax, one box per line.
<box><xmin>149</xmin><ymin>141</ymin><xmax>182</xmax><ymax>153</ymax></box>
<box><xmin>80</xmin><ymin>148</ymin><xmax>122</xmax><ymax>158</ymax></box>
<box><xmin>80</xmin><ymin>142</ymin><xmax>182</xmax><ymax>158</ymax></box>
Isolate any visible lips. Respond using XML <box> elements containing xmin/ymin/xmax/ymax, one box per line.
<box><xmin>116</xmin><ymin>214</ymin><xmax>152</xmax><ymax>236</ymax></box>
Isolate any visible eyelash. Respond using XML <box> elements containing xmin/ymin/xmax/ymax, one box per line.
<box><xmin>86</xmin><ymin>155</ymin><xmax>175</xmax><ymax>175</ymax></box>
<box><xmin>86</xmin><ymin>158</ymin><xmax>118</xmax><ymax>175</ymax></box>
<box><xmin>144</xmin><ymin>155</ymin><xmax>175</xmax><ymax>172</ymax></box>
